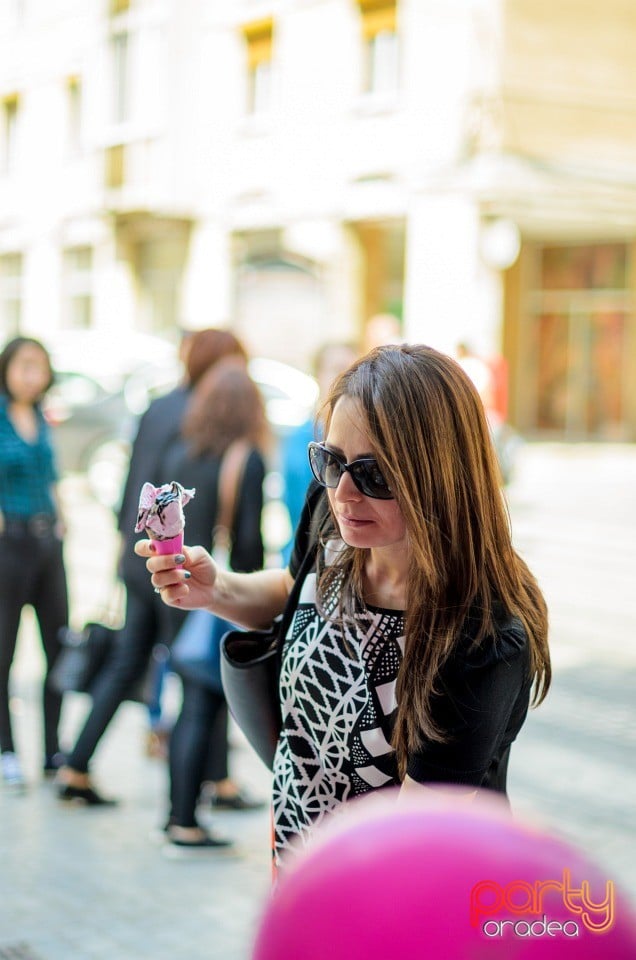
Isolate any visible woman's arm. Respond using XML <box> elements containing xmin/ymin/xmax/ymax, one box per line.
<box><xmin>134</xmin><ymin>539</ymin><xmax>293</xmax><ymax>630</ymax></box>
<box><xmin>402</xmin><ymin>625</ymin><xmax>530</xmax><ymax>791</ymax></box>
<box><xmin>135</xmin><ymin>477</ymin><xmax>323</xmax><ymax>628</ymax></box>
<box><xmin>399</xmin><ymin>776</ymin><xmax>476</xmax><ymax>802</ymax></box>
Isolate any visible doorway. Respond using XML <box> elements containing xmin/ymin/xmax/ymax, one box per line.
<box><xmin>517</xmin><ymin>243</ymin><xmax>634</xmax><ymax>441</ymax></box>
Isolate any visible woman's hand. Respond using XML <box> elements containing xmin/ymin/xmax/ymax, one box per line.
<box><xmin>134</xmin><ymin>540</ymin><xmax>217</xmax><ymax>610</ymax></box>
<box><xmin>136</xmin><ymin>538</ymin><xmax>294</xmax><ymax>629</ymax></box>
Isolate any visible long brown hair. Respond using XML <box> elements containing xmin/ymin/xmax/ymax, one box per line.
<box><xmin>319</xmin><ymin>343</ymin><xmax>550</xmax><ymax>779</ymax></box>
<box><xmin>182</xmin><ymin>356</ymin><xmax>268</xmax><ymax>457</ymax></box>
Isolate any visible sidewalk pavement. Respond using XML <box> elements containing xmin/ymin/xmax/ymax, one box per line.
<box><xmin>2</xmin><ymin>445</ymin><xmax>636</xmax><ymax>958</ymax></box>
<box><xmin>0</xmin><ymin>670</ymin><xmax>273</xmax><ymax>960</ymax></box>
<box><xmin>1</xmin><ymin>475</ymin><xmax>274</xmax><ymax>959</ymax></box>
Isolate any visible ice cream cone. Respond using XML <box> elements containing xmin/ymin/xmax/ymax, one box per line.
<box><xmin>151</xmin><ymin>532</ymin><xmax>184</xmax><ymax>567</ymax></box>
<box><xmin>136</xmin><ymin>482</ymin><xmax>194</xmax><ymax>568</ymax></box>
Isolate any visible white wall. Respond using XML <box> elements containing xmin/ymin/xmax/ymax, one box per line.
<box><xmin>0</xmin><ymin>0</ymin><xmax>506</xmax><ymax>360</ymax></box>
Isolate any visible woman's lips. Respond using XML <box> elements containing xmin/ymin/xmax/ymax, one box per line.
<box><xmin>338</xmin><ymin>515</ymin><xmax>373</xmax><ymax>528</ymax></box>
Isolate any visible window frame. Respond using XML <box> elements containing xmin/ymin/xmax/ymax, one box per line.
<box><xmin>0</xmin><ymin>252</ymin><xmax>24</xmax><ymax>338</ymax></box>
<box><xmin>241</xmin><ymin>18</ymin><xmax>275</xmax><ymax>117</ymax></box>
<box><xmin>357</xmin><ymin>0</ymin><xmax>400</xmax><ymax>98</ymax></box>
<box><xmin>62</xmin><ymin>246</ymin><xmax>94</xmax><ymax>331</ymax></box>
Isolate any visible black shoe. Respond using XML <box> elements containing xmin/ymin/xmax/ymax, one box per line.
<box><xmin>209</xmin><ymin>790</ymin><xmax>266</xmax><ymax>812</ymax></box>
<box><xmin>56</xmin><ymin>783</ymin><xmax>119</xmax><ymax>806</ymax></box>
<box><xmin>163</xmin><ymin>830</ymin><xmax>235</xmax><ymax>858</ymax></box>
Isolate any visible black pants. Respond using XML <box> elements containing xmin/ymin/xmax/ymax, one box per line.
<box><xmin>0</xmin><ymin>529</ymin><xmax>68</xmax><ymax>758</ymax></box>
<box><xmin>204</xmin><ymin>701</ymin><xmax>229</xmax><ymax>783</ymax></box>
<box><xmin>169</xmin><ymin>676</ymin><xmax>226</xmax><ymax>828</ymax></box>
<box><xmin>65</xmin><ymin>583</ymin><xmax>185</xmax><ymax>773</ymax></box>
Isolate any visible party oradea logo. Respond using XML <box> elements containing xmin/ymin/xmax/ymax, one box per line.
<box><xmin>470</xmin><ymin>869</ymin><xmax>615</xmax><ymax>939</ymax></box>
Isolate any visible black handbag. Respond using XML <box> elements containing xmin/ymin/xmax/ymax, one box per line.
<box><xmin>50</xmin><ymin>621</ymin><xmax>118</xmax><ymax>695</ymax></box>
<box><xmin>50</xmin><ymin>622</ymin><xmax>152</xmax><ymax>704</ymax></box>
<box><xmin>220</xmin><ymin>540</ymin><xmax>318</xmax><ymax>770</ymax></box>
<box><xmin>220</xmin><ymin>624</ymin><xmax>282</xmax><ymax>770</ymax></box>
<box><xmin>50</xmin><ymin>578</ymin><xmax>125</xmax><ymax>697</ymax></box>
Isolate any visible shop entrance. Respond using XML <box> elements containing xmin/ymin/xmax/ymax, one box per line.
<box><xmin>514</xmin><ymin>243</ymin><xmax>634</xmax><ymax>441</ymax></box>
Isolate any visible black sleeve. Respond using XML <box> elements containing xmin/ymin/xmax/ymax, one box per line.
<box><xmin>229</xmin><ymin>448</ymin><xmax>265</xmax><ymax>573</ymax></box>
<box><xmin>117</xmin><ymin>388</ymin><xmax>187</xmax><ymax>535</ymax></box>
<box><xmin>406</xmin><ymin>622</ymin><xmax>531</xmax><ymax>786</ymax></box>
<box><xmin>117</xmin><ymin>406</ymin><xmax>154</xmax><ymax>535</ymax></box>
<box><xmin>288</xmin><ymin>480</ymin><xmax>327</xmax><ymax>577</ymax></box>
<box><xmin>118</xmin><ymin>404</ymin><xmax>176</xmax><ymax>534</ymax></box>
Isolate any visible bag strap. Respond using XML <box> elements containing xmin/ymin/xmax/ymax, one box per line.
<box><xmin>213</xmin><ymin>439</ymin><xmax>251</xmax><ymax>554</ymax></box>
<box><xmin>273</xmin><ymin>486</ymin><xmax>325</xmax><ymax>670</ymax></box>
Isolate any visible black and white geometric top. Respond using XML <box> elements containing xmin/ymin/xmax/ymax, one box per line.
<box><xmin>272</xmin><ymin>561</ymin><xmax>404</xmax><ymax>865</ymax></box>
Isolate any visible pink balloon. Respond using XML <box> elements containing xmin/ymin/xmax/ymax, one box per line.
<box><xmin>253</xmin><ymin>792</ymin><xmax>636</xmax><ymax>960</ymax></box>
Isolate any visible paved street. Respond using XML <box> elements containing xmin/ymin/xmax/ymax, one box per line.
<box><xmin>505</xmin><ymin>443</ymin><xmax>636</xmax><ymax>899</ymax></box>
<box><xmin>1</xmin><ymin>443</ymin><xmax>635</xmax><ymax>958</ymax></box>
<box><xmin>1</xmin><ymin>477</ymin><xmax>273</xmax><ymax>960</ymax></box>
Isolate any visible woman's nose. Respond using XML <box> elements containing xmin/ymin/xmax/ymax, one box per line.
<box><xmin>334</xmin><ymin>468</ymin><xmax>361</xmax><ymax>500</ymax></box>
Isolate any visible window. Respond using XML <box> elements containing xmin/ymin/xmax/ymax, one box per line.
<box><xmin>523</xmin><ymin>243</ymin><xmax>631</xmax><ymax>440</ymax></box>
<box><xmin>0</xmin><ymin>253</ymin><xmax>23</xmax><ymax>337</ymax></box>
<box><xmin>105</xmin><ymin>143</ymin><xmax>125</xmax><ymax>187</ymax></box>
<box><xmin>62</xmin><ymin>246</ymin><xmax>93</xmax><ymax>329</ymax></box>
<box><xmin>242</xmin><ymin>18</ymin><xmax>274</xmax><ymax>116</ymax></box>
<box><xmin>137</xmin><ymin>238</ymin><xmax>183</xmax><ymax>335</ymax></box>
<box><xmin>67</xmin><ymin>76</ymin><xmax>82</xmax><ymax>155</ymax></box>
<box><xmin>358</xmin><ymin>0</ymin><xmax>399</xmax><ymax>96</ymax></box>
<box><xmin>111</xmin><ymin>31</ymin><xmax>130</xmax><ymax>123</ymax></box>
<box><xmin>2</xmin><ymin>95</ymin><xmax>19</xmax><ymax>175</ymax></box>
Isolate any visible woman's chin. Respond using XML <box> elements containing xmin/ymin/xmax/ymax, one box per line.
<box><xmin>337</xmin><ymin>525</ymin><xmax>376</xmax><ymax>548</ymax></box>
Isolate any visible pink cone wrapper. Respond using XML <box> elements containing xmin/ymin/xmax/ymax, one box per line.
<box><xmin>153</xmin><ymin>533</ymin><xmax>184</xmax><ymax>566</ymax></box>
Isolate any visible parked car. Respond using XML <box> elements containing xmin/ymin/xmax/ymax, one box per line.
<box><xmin>248</xmin><ymin>356</ymin><xmax>319</xmax><ymax>439</ymax></box>
<box><xmin>43</xmin><ymin>330</ymin><xmax>318</xmax><ymax>510</ymax></box>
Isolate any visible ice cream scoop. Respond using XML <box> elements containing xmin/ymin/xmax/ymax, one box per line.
<box><xmin>135</xmin><ymin>481</ymin><xmax>195</xmax><ymax>561</ymax></box>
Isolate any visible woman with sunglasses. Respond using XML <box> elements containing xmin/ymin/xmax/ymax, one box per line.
<box><xmin>136</xmin><ymin>343</ymin><xmax>551</xmax><ymax>869</ymax></box>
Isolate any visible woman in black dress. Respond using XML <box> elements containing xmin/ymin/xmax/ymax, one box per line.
<box><xmin>159</xmin><ymin>357</ymin><xmax>267</xmax><ymax>852</ymax></box>
<box><xmin>139</xmin><ymin>343</ymin><xmax>551</xmax><ymax>869</ymax></box>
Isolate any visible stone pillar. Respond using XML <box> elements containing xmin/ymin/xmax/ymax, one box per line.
<box><xmin>403</xmin><ymin>193</ymin><xmax>500</xmax><ymax>357</ymax></box>
<box><xmin>181</xmin><ymin>221</ymin><xmax>232</xmax><ymax>331</ymax></box>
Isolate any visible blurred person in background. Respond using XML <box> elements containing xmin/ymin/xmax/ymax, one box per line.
<box><xmin>280</xmin><ymin>341</ymin><xmax>358</xmax><ymax>562</ymax></box>
<box><xmin>0</xmin><ymin>337</ymin><xmax>68</xmax><ymax>789</ymax></box>
<box><xmin>455</xmin><ymin>341</ymin><xmax>518</xmax><ymax>485</ymax></box>
<box><xmin>140</xmin><ymin>327</ymin><xmax>194</xmax><ymax>756</ymax></box>
<box><xmin>56</xmin><ymin>328</ymin><xmax>246</xmax><ymax>804</ymax></box>
<box><xmin>159</xmin><ymin>357</ymin><xmax>267</xmax><ymax>852</ymax></box>
<box><xmin>454</xmin><ymin>341</ymin><xmax>495</xmax><ymax>412</ymax></box>
<box><xmin>361</xmin><ymin>313</ymin><xmax>402</xmax><ymax>353</ymax></box>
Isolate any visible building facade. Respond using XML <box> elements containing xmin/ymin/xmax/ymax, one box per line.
<box><xmin>1</xmin><ymin>0</ymin><xmax>635</xmax><ymax>439</ymax></box>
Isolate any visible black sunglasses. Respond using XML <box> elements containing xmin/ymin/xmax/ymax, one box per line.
<box><xmin>307</xmin><ymin>442</ymin><xmax>394</xmax><ymax>500</ymax></box>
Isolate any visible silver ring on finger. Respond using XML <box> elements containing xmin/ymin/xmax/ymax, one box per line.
<box><xmin>154</xmin><ymin>587</ymin><xmax>162</xmax><ymax>594</ymax></box>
